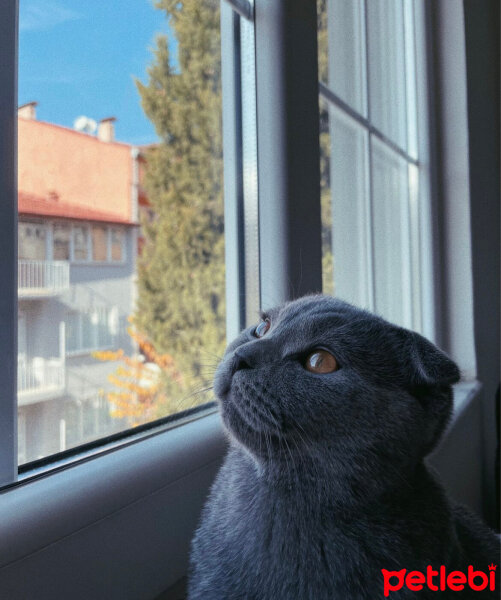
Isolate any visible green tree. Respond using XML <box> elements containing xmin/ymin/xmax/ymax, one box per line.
<box><xmin>318</xmin><ymin>0</ymin><xmax>334</xmax><ymax>295</ymax></box>
<box><xmin>134</xmin><ymin>0</ymin><xmax>225</xmax><ymax>414</ymax></box>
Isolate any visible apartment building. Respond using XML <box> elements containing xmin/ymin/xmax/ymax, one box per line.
<box><xmin>17</xmin><ymin>102</ymin><xmax>146</xmax><ymax>463</ymax></box>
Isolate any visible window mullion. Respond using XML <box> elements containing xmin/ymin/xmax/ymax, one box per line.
<box><xmin>0</xmin><ymin>0</ymin><xmax>18</xmax><ymax>485</ymax></box>
<box><xmin>254</xmin><ymin>0</ymin><xmax>322</xmax><ymax>309</ymax></box>
<box><xmin>363</xmin><ymin>0</ymin><xmax>376</xmax><ymax>313</ymax></box>
<box><xmin>220</xmin><ymin>2</ymin><xmax>246</xmax><ymax>338</ymax></box>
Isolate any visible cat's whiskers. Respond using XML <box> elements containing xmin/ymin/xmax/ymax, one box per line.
<box><xmin>280</xmin><ymin>436</ymin><xmax>294</xmax><ymax>488</ymax></box>
<box><xmin>290</xmin><ymin>427</ymin><xmax>323</xmax><ymax>494</ymax></box>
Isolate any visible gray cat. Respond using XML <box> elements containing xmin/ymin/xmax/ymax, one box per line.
<box><xmin>188</xmin><ymin>295</ymin><xmax>499</xmax><ymax>599</ymax></box>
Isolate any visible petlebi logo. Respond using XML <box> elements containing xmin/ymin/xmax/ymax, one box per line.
<box><xmin>381</xmin><ymin>564</ymin><xmax>497</xmax><ymax>596</ymax></box>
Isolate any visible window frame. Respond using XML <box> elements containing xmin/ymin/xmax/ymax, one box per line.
<box><xmin>0</xmin><ymin>0</ymin><xmax>17</xmax><ymax>487</ymax></box>
<box><xmin>70</xmin><ymin>221</ymin><xmax>127</xmax><ymax>265</ymax></box>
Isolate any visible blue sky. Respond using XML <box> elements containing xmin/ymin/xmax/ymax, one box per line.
<box><xmin>19</xmin><ymin>0</ymin><xmax>177</xmax><ymax>145</ymax></box>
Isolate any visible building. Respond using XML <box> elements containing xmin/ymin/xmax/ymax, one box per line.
<box><xmin>17</xmin><ymin>102</ymin><xmax>145</xmax><ymax>463</ymax></box>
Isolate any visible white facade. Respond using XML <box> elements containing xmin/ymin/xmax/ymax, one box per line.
<box><xmin>18</xmin><ymin>217</ymin><xmax>137</xmax><ymax>463</ymax></box>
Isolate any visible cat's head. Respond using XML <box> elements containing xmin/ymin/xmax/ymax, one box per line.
<box><xmin>214</xmin><ymin>295</ymin><xmax>459</xmax><ymax>470</ymax></box>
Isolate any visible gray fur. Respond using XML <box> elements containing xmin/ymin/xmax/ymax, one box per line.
<box><xmin>188</xmin><ymin>295</ymin><xmax>499</xmax><ymax>599</ymax></box>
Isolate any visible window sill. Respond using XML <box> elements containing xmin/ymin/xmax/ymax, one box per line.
<box><xmin>451</xmin><ymin>379</ymin><xmax>481</xmax><ymax>417</ymax></box>
<box><xmin>428</xmin><ymin>379</ymin><xmax>484</xmax><ymax>515</ymax></box>
<box><xmin>0</xmin><ymin>409</ymin><xmax>228</xmax><ymax>599</ymax></box>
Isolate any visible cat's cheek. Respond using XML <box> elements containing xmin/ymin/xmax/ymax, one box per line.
<box><xmin>213</xmin><ymin>360</ymin><xmax>235</xmax><ymax>399</ymax></box>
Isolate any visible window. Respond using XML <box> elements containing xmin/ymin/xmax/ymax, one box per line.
<box><xmin>73</xmin><ymin>225</ymin><xmax>89</xmax><ymax>261</ymax></box>
<box><xmin>13</xmin><ymin>1</ymin><xmax>225</xmax><ymax>467</ymax></box>
<box><xmin>53</xmin><ymin>223</ymin><xmax>70</xmax><ymax>260</ymax></box>
<box><xmin>71</xmin><ymin>223</ymin><xmax>126</xmax><ymax>263</ymax></box>
<box><xmin>318</xmin><ymin>0</ymin><xmax>428</xmax><ymax>333</ymax></box>
<box><xmin>0</xmin><ymin>0</ymin><xmax>497</xmax><ymax>594</ymax></box>
<box><xmin>91</xmin><ymin>225</ymin><xmax>108</xmax><ymax>262</ymax></box>
<box><xmin>110</xmin><ymin>228</ymin><xmax>124</xmax><ymax>261</ymax></box>
<box><xmin>66</xmin><ymin>307</ymin><xmax>117</xmax><ymax>355</ymax></box>
<box><xmin>18</xmin><ymin>221</ymin><xmax>46</xmax><ymax>260</ymax></box>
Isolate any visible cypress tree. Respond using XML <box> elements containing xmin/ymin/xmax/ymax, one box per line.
<box><xmin>134</xmin><ymin>0</ymin><xmax>225</xmax><ymax>413</ymax></box>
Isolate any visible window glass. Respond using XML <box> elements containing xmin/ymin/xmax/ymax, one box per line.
<box><xmin>371</xmin><ymin>137</ymin><xmax>412</xmax><ymax>327</ymax></box>
<box><xmin>318</xmin><ymin>0</ymin><xmax>425</xmax><ymax>331</ymax></box>
<box><xmin>366</xmin><ymin>0</ymin><xmax>407</xmax><ymax>149</ymax></box>
<box><xmin>92</xmin><ymin>225</ymin><xmax>108</xmax><ymax>262</ymax></box>
<box><xmin>321</xmin><ymin>0</ymin><xmax>367</xmax><ymax>116</ymax></box>
<box><xmin>73</xmin><ymin>226</ymin><xmax>89</xmax><ymax>261</ymax></box>
<box><xmin>53</xmin><ymin>223</ymin><xmax>70</xmax><ymax>260</ymax></box>
<box><xmin>110</xmin><ymin>228</ymin><xmax>124</xmax><ymax>261</ymax></box>
<box><xmin>18</xmin><ymin>222</ymin><xmax>46</xmax><ymax>260</ymax></box>
<box><xmin>17</xmin><ymin>1</ymin><xmax>224</xmax><ymax>465</ymax></box>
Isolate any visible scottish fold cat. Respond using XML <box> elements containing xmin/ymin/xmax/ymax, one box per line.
<box><xmin>188</xmin><ymin>295</ymin><xmax>499</xmax><ymax>599</ymax></box>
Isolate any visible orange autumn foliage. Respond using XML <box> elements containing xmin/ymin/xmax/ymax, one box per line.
<box><xmin>93</xmin><ymin>321</ymin><xmax>182</xmax><ymax>426</ymax></box>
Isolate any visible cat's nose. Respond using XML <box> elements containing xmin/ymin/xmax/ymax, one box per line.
<box><xmin>233</xmin><ymin>348</ymin><xmax>254</xmax><ymax>372</ymax></box>
<box><xmin>232</xmin><ymin>341</ymin><xmax>271</xmax><ymax>373</ymax></box>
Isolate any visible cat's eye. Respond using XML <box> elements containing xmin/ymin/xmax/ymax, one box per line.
<box><xmin>254</xmin><ymin>318</ymin><xmax>271</xmax><ymax>338</ymax></box>
<box><xmin>304</xmin><ymin>350</ymin><xmax>338</xmax><ymax>374</ymax></box>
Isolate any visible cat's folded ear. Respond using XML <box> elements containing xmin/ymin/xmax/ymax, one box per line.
<box><xmin>396</xmin><ymin>328</ymin><xmax>460</xmax><ymax>387</ymax></box>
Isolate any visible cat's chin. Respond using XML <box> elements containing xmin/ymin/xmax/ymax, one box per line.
<box><xmin>220</xmin><ymin>393</ymin><xmax>280</xmax><ymax>459</ymax></box>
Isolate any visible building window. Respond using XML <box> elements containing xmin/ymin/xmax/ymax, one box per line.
<box><xmin>18</xmin><ymin>221</ymin><xmax>47</xmax><ymax>260</ymax></box>
<box><xmin>66</xmin><ymin>307</ymin><xmax>118</xmax><ymax>355</ymax></box>
<box><xmin>110</xmin><ymin>228</ymin><xmax>124</xmax><ymax>262</ymax></box>
<box><xmin>71</xmin><ymin>223</ymin><xmax>125</xmax><ymax>263</ymax></box>
<box><xmin>318</xmin><ymin>0</ymin><xmax>428</xmax><ymax>333</ymax></box>
<box><xmin>91</xmin><ymin>225</ymin><xmax>108</xmax><ymax>262</ymax></box>
<box><xmin>73</xmin><ymin>225</ymin><xmax>90</xmax><ymax>261</ymax></box>
<box><xmin>53</xmin><ymin>223</ymin><xmax>71</xmax><ymax>260</ymax></box>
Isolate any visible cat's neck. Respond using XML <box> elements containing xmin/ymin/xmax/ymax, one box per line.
<box><xmin>233</xmin><ymin>442</ymin><xmax>428</xmax><ymax>513</ymax></box>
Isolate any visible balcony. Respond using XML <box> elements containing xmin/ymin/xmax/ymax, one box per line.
<box><xmin>18</xmin><ymin>259</ymin><xmax>70</xmax><ymax>297</ymax></box>
<box><xmin>18</xmin><ymin>357</ymin><xmax>66</xmax><ymax>405</ymax></box>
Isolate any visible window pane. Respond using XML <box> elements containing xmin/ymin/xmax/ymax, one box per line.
<box><xmin>319</xmin><ymin>0</ymin><xmax>367</xmax><ymax>116</ymax></box>
<box><xmin>319</xmin><ymin>1</ymin><xmax>425</xmax><ymax>334</ymax></box>
<box><xmin>367</xmin><ymin>0</ymin><xmax>407</xmax><ymax>149</ymax></box>
<box><xmin>18</xmin><ymin>1</ymin><xmax>224</xmax><ymax>465</ymax></box>
<box><xmin>371</xmin><ymin>137</ymin><xmax>412</xmax><ymax>328</ymax></box>
<box><xmin>320</xmin><ymin>99</ymin><xmax>371</xmax><ymax>306</ymax></box>
<box><xmin>110</xmin><ymin>228</ymin><xmax>124</xmax><ymax>261</ymax></box>
<box><xmin>92</xmin><ymin>225</ymin><xmax>108</xmax><ymax>262</ymax></box>
<box><xmin>53</xmin><ymin>223</ymin><xmax>70</xmax><ymax>260</ymax></box>
<box><xmin>18</xmin><ymin>222</ymin><xmax>46</xmax><ymax>260</ymax></box>
<box><xmin>73</xmin><ymin>226</ymin><xmax>89</xmax><ymax>261</ymax></box>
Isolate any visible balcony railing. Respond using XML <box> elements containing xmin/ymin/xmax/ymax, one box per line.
<box><xmin>18</xmin><ymin>259</ymin><xmax>70</xmax><ymax>297</ymax></box>
<box><xmin>18</xmin><ymin>357</ymin><xmax>65</xmax><ymax>405</ymax></box>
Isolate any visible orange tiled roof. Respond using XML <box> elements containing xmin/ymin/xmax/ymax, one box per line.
<box><xmin>18</xmin><ymin>117</ymin><xmax>138</xmax><ymax>224</ymax></box>
<box><xmin>19</xmin><ymin>192</ymin><xmax>133</xmax><ymax>224</ymax></box>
